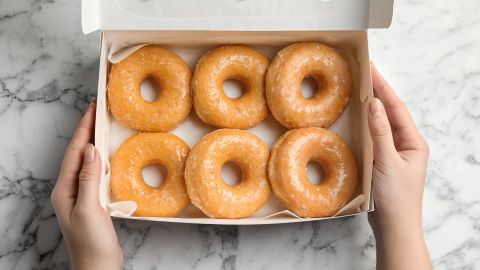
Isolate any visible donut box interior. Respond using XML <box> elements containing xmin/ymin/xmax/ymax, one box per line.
<box><xmin>82</xmin><ymin>0</ymin><xmax>393</xmax><ymax>225</ymax></box>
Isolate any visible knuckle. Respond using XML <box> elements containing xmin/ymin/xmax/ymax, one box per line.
<box><xmin>50</xmin><ymin>189</ymin><xmax>59</xmax><ymax>206</ymax></box>
<box><xmin>65</xmin><ymin>145</ymin><xmax>82</xmax><ymax>158</ymax></box>
<box><xmin>373</xmin><ymin>124</ymin><xmax>392</xmax><ymax>138</ymax></box>
<box><xmin>79</xmin><ymin>167</ymin><xmax>96</xmax><ymax>181</ymax></box>
<box><xmin>376</xmin><ymin>82</ymin><xmax>389</xmax><ymax>94</ymax></box>
<box><xmin>73</xmin><ymin>207</ymin><xmax>90</xmax><ymax>220</ymax></box>
<box><xmin>413</xmin><ymin>134</ymin><xmax>430</xmax><ymax>157</ymax></box>
<box><xmin>391</xmin><ymin>99</ymin><xmax>406</xmax><ymax>112</ymax></box>
<box><xmin>420</xmin><ymin>138</ymin><xmax>430</xmax><ymax>155</ymax></box>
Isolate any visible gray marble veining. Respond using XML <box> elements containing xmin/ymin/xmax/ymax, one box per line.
<box><xmin>0</xmin><ymin>0</ymin><xmax>479</xmax><ymax>269</ymax></box>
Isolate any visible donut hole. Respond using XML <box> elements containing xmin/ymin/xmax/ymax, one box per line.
<box><xmin>142</xmin><ymin>164</ymin><xmax>167</xmax><ymax>188</ymax></box>
<box><xmin>140</xmin><ymin>78</ymin><xmax>159</xmax><ymax>102</ymax></box>
<box><xmin>301</xmin><ymin>77</ymin><xmax>320</xmax><ymax>99</ymax></box>
<box><xmin>221</xmin><ymin>161</ymin><xmax>242</xmax><ymax>186</ymax></box>
<box><xmin>306</xmin><ymin>161</ymin><xmax>325</xmax><ymax>185</ymax></box>
<box><xmin>223</xmin><ymin>78</ymin><xmax>245</xmax><ymax>99</ymax></box>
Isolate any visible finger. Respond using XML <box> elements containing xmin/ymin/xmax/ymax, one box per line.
<box><xmin>370</xmin><ymin>63</ymin><xmax>424</xmax><ymax>150</ymax></box>
<box><xmin>368</xmin><ymin>98</ymin><xmax>397</xmax><ymax>160</ymax></box>
<box><xmin>54</xmin><ymin>101</ymin><xmax>96</xmax><ymax>205</ymax></box>
<box><xmin>368</xmin><ymin>211</ymin><xmax>375</xmax><ymax>229</ymax></box>
<box><xmin>76</xmin><ymin>143</ymin><xmax>102</xmax><ymax>209</ymax></box>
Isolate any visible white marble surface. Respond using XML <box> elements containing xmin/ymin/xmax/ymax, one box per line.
<box><xmin>0</xmin><ymin>0</ymin><xmax>479</xmax><ymax>269</ymax></box>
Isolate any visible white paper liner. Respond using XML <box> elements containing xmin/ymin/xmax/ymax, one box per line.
<box><xmin>97</xmin><ymin>33</ymin><xmax>374</xmax><ymax>224</ymax></box>
<box><xmin>108</xmin><ymin>43</ymin><xmax>148</xmax><ymax>64</ymax></box>
<box><xmin>108</xmin><ymin>201</ymin><xmax>137</xmax><ymax>217</ymax></box>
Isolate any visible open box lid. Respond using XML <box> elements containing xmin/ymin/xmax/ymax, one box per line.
<box><xmin>82</xmin><ymin>0</ymin><xmax>393</xmax><ymax>34</ymax></box>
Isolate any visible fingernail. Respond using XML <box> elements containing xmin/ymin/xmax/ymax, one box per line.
<box><xmin>370</xmin><ymin>98</ymin><xmax>383</xmax><ymax>117</ymax></box>
<box><xmin>84</xmin><ymin>144</ymin><xmax>95</xmax><ymax>162</ymax></box>
<box><xmin>88</xmin><ymin>101</ymin><xmax>95</xmax><ymax>111</ymax></box>
<box><xmin>90</xmin><ymin>97</ymin><xmax>97</xmax><ymax>104</ymax></box>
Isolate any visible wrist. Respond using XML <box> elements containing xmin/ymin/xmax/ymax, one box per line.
<box><xmin>73</xmin><ymin>262</ymin><xmax>123</xmax><ymax>270</ymax></box>
<box><xmin>72</xmin><ymin>256</ymin><xmax>123</xmax><ymax>270</ymax></box>
<box><xmin>371</xmin><ymin>209</ymin><xmax>423</xmax><ymax>237</ymax></box>
<box><xmin>371</xmin><ymin>210</ymin><xmax>431</xmax><ymax>270</ymax></box>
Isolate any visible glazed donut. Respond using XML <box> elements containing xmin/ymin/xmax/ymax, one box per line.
<box><xmin>110</xmin><ymin>132</ymin><xmax>190</xmax><ymax>217</ymax></box>
<box><xmin>268</xmin><ymin>128</ymin><xmax>358</xmax><ymax>217</ymax></box>
<box><xmin>185</xmin><ymin>129</ymin><xmax>271</xmax><ymax>218</ymax></box>
<box><xmin>192</xmin><ymin>45</ymin><xmax>269</xmax><ymax>129</ymax></box>
<box><xmin>266</xmin><ymin>42</ymin><xmax>352</xmax><ymax>129</ymax></box>
<box><xmin>108</xmin><ymin>45</ymin><xmax>191</xmax><ymax>132</ymax></box>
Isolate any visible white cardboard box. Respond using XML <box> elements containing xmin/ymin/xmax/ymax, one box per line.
<box><xmin>82</xmin><ymin>0</ymin><xmax>393</xmax><ymax>225</ymax></box>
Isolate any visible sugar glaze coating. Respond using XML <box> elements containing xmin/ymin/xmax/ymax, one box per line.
<box><xmin>185</xmin><ymin>129</ymin><xmax>271</xmax><ymax>218</ymax></box>
<box><xmin>266</xmin><ymin>42</ymin><xmax>352</xmax><ymax>129</ymax></box>
<box><xmin>268</xmin><ymin>128</ymin><xmax>358</xmax><ymax>217</ymax></box>
<box><xmin>108</xmin><ymin>45</ymin><xmax>191</xmax><ymax>132</ymax></box>
<box><xmin>110</xmin><ymin>133</ymin><xmax>190</xmax><ymax>217</ymax></box>
<box><xmin>192</xmin><ymin>45</ymin><xmax>269</xmax><ymax>129</ymax></box>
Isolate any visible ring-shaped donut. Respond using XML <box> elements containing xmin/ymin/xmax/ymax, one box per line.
<box><xmin>110</xmin><ymin>132</ymin><xmax>190</xmax><ymax>217</ymax></box>
<box><xmin>192</xmin><ymin>45</ymin><xmax>269</xmax><ymax>129</ymax></box>
<box><xmin>108</xmin><ymin>45</ymin><xmax>191</xmax><ymax>132</ymax></box>
<box><xmin>185</xmin><ymin>129</ymin><xmax>271</xmax><ymax>218</ymax></box>
<box><xmin>268</xmin><ymin>127</ymin><xmax>358</xmax><ymax>217</ymax></box>
<box><xmin>266</xmin><ymin>42</ymin><xmax>352</xmax><ymax>129</ymax></box>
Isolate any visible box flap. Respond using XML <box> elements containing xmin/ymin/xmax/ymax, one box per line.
<box><xmin>82</xmin><ymin>0</ymin><xmax>393</xmax><ymax>34</ymax></box>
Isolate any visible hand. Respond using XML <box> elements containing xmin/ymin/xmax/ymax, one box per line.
<box><xmin>51</xmin><ymin>100</ymin><xmax>123</xmax><ymax>270</ymax></box>
<box><xmin>367</xmin><ymin>63</ymin><xmax>431</xmax><ymax>269</ymax></box>
<box><xmin>368</xmin><ymin>63</ymin><xmax>430</xmax><ymax>225</ymax></box>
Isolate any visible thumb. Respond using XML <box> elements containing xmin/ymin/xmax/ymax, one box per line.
<box><xmin>368</xmin><ymin>98</ymin><xmax>397</xmax><ymax>160</ymax></box>
<box><xmin>77</xmin><ymin>143</ymin><xmax>102</xmax><ymax>208</ymax></box>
